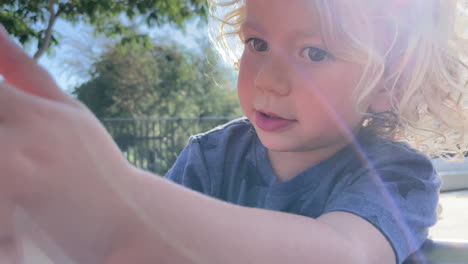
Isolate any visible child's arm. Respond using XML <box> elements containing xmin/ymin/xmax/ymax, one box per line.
<box><xmin>102</xmin><ymin>168</ymin><xmax>395</xmax><ymax>264</ymax></box>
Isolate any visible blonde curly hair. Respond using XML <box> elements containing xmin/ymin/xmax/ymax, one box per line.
<box><xmin>208</xmin><ymin>0</ymin><xmax>468</xmax><ymax>159</ymax></box>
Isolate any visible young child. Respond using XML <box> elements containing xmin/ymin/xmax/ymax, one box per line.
<box><xmin>165</xmin><ymin>0</ymin><xmax>467</xmax><ymax>263</ymax></box>
<box><xmin>0</xmin><ymin>0</ymin><xmax>466</xmax><ymax>264</ymax></box>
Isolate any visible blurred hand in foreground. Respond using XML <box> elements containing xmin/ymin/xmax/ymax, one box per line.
<box><xmin>0</xmin><ymin>24</ymin><xmax>142</xmax><ymax>263</ymax></box>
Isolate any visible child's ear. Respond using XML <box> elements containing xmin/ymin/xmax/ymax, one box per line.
<box><xmin>368</xmin><ymin>88</ymin><xmax>394</xmax><ymax>113</ymax></box>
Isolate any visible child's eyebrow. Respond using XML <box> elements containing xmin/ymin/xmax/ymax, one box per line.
<box><xmin>289</xmin><ymin>29</ymin><xmax>323</xmax><ymax>42</ymax></box>
<box><xmin>241</xmin><ymin>21</ymin><xmax>265</xmax><ymax>35</ymax></box>
<box><xmin>241</xmin><ymin>21</ymin><xmax>323</xmax><ymax>43</ymax></box>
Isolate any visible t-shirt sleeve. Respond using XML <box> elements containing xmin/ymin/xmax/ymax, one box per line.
<box><xmin>164</xmin><ymin>136</ymin><xmax>212</xmax><ymax>194</ymax></box>
<box><xmin>322</xmin><ymin>151</ymin><xmax>441</xmax><ymax>264</ymax></box>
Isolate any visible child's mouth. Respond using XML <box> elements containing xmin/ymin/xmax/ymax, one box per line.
<box><xmin>261</xmin><ymin>112</ymin><xmax>280</xmax><ymax>119</ymax></box>
<box><xmin>255</xmin><ymin>111</ymin><xmax>296</xmax><ymax>132</ymax></box>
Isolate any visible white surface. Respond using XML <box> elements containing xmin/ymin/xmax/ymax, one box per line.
<box><xmin>432</xmin><ymin>158</ymin><xmax>468</xmax><ymax>191</ymax></box>
<box><xmin>430</xmin><ymin>190</ymin><xmax>468</xmax><ymax>241</ymax></box>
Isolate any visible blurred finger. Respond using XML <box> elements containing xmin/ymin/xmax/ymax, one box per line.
<box><xmin>0</xmin><ymin>82</ymin><xmax>30</xmax><ymax>120</ymax></box>
<box><xmin>0</xmin><ymin>240</ymin><xmax>21</xmax><ymax>264</ymax></box>
<box><xmin>0</xmin><ymin>81</ymin><xmax>55</xmax><ymax>121</ymax></box>
<box><xmin>0</xmin><ymin>202</ymin><xmax>20</xmax><ymax>264</ymax></box>
<box><xmin>0</xmin><ymin>24</ymin><xmax>71</xmax><ymax>103</ymax></box>
<box><xmin>0</xmin><ymin>202</ymin><xmax>14</xmax><ymax>240</ymax></box>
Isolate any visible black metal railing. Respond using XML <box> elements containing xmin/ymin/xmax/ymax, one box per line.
<box><xmin>101</xmin><ymin>117</ymin><xmax>236</xmax><ymax>175</ymax></box>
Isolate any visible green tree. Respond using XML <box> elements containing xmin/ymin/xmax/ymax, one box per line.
<box><xmin>74</xmin><ymin>34</ymin><xmax>240</xmax><ymax>118</ymax></box>
<box><xmin>0</xmin><ymin>0</ymin><xmax>207</xmax><ymax>59</ymax></box>
<box><xmin>73</xmin><ymin>34</ymin><xmax>241</xmax><ymax>174</ymax></box>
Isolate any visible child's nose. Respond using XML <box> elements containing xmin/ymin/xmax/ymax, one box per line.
<box><xmin>254</xmin><ymin>54</ymin><xmax>291</xmax><ymax>96</ymax></box>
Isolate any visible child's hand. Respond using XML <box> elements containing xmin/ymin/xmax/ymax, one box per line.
<box><xmin>0</xmin><ymin>202</ymin><xmax>20</xmax><ymax>264</ymax></box>
<box><xmin>0</xmin><ymin>25</ymin><xmax>140</xmax><ymax>262</ymax></box>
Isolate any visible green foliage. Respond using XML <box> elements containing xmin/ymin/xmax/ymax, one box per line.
<box><xmin>0</xmin><ymin>0</ymin><xmax>208</xmax><ymax>57</ymax></box>
<box><xmin>73</xmin><ymin>35</ymin><xmax>241</xmax><ymax>174</ymax></box>
<box><xmin>74</xmin><ymin>34</ymin><xmax>241</xmax><ymax>119</ymax></box>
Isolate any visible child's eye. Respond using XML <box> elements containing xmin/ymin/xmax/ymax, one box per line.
<box><xmin>245</xmin><ymin>38</ymin><xmax>268</xmax><ymax>52</ymax></box>
<box><xmin>301</xmin><ymin>47</ymin><xmax>329</xmax><ymax>62</ymax></box>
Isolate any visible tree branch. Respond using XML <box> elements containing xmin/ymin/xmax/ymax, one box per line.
<box><xmin>33</xmin><ymin>0</ymin><xmax>62</xmax><ymax>60</ymax></box>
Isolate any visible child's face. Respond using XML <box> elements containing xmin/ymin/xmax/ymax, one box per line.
<box><xmin>238</xmin><ymin>0</ymin><xmax>371</xmax><ymax>153</ymax></box>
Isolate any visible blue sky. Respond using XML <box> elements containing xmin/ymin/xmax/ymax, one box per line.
<box><xmin>35</xmin><ymin>18</ymin><xmax>209</xmax><ymax>93</ymax></box>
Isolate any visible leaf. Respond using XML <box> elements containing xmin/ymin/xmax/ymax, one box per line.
<box><xmin>0</xmin><ymin>0</ymin><xmax>209</xmax><ymax>58</ymax></box>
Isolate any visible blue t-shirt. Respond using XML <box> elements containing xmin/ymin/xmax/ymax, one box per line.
<box><xmin>165</xmin><ymin>118</ymin><xmax>440</xmax><ymax>263</ymax></box>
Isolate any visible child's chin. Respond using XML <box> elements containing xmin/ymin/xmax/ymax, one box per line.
<box><xmin>257</xmin><ymin>134</ymin><xmax>303</xmax><ymax>152</ymax></box>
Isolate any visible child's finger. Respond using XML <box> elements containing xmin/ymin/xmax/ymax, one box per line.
<box><xmin>0</xmin><ymin>202</ymin><xmax>14</xmax><ymax>241</ymax></box>
<box><xmin>0</xmin><ymin>81</ymin><xmax>44</xmax><ymax>121</ymax></box>
<box><xmin>0</xmin><ymin>25</ymin><xmax>71</xmax><ymax>104</ymax></box>
<box><xmin>0</xmin><ymin>202</ymin><xmax>20</xmax><ymax>263</ymax></box>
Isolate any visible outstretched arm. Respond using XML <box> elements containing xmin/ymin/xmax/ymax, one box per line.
<box><xmin>104</xmin><ymin>168</ymin><xmax>395</xmax><ymax>264</ymax></box>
